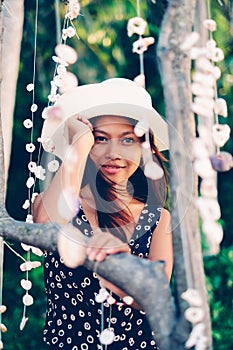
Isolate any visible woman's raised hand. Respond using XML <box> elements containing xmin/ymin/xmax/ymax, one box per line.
<box><xmin>66</xmin><ymin>115</ymin><xmax>94</xmax><ymax>150</ymax></box>
<box><xmin>86</xmin><ymin>229</ymin><xmax>130</xmax><ymax>262</ymax></box>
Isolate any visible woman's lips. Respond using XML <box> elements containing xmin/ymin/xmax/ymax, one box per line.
<box><xmin>101</xmin><ymin>164</ymin><xmax>125</xmax><ymax>174</ymax></box>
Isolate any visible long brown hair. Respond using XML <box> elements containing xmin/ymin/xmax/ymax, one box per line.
<box><xmin>81</xmin><ymin>117</ymin><xmax>168</xmax><ymax>242</ymax></box>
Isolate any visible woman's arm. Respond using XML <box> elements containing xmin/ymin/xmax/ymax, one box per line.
<box><xmin>148</xmin><ymin>208</ymin><xmax>173</xmax><ymax>281</ymax></box>
<box><xmin>33</xmin><ymin>117</ymin><xmax>94</xmax><ymax>224</ymax></box>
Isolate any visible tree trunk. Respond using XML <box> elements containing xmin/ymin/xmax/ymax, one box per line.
<box><xmin>157</xmin><ymin>0</ymin><xmax>212</xmax><ymax>349</ymax></box>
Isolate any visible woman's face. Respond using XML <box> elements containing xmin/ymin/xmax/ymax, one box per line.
<box><xmin>89</xmin><ymin>116</ymin><xmax>142</xmax><ymax>184</ymax></box>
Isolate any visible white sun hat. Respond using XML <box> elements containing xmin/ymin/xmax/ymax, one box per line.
<box><xmin>41</xmin><ymin>78</ymin><xmax>169</xmax><ymax>160</ymax></box>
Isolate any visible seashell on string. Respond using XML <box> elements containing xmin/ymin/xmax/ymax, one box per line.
<box><xmin>195</xmin><ymin>57</ymin><xmax>214</xmax><ymax>74</ymax></box>
<box><xmin>181</xmin><ymin>289</ymin><xmax>202</xmax><ymax>307</ymax></box>
<box><xmin>0</xmin><ymin>305</ymin><xmax>7</xmax><ymax>314</ymax></box>
<box><xmin>25</xmin><ymin>143</ymin><xmax>36</xmax><ymax>153</ymax></box>
<box><xmin>203</xmin><ymin>19</ymin><xmax>217</xmax><ymax>32</ymax></box>
<box><xmin>42</xmin><ymin>105</ymin><xmax>65</xmax><ymax>122</ymax></box>
<box><xmin>210</xmin><ymin>152</ymin><xmax>233</xmax><ymax>172</ymax></box>
<box><xmin>189</xmin><ymin>47</ymin><xmax>207</xmax><ymax>60</ymax></box>
<box><xmin>59</xmin><ymin>72</ymin><xmax>78</xmax><ymax>94</ymax></box>
<box><xmin>123</xmin><ymin>296</ymin><xmax>134</xmax><ymax>305</ymax></box>
<box><xmin>184</xmin><ymin>306</ymin><xmax>204</xmax><ymax>324</ymax></box>
<box><xmin>193</xmin><ymin>137</ymin><xmax>209</xmax><ymax>159</ymax></box>
<box><xmin>210</xmin><ymin>48</ymin><xmax>225</xmax><ymax>63</ymax></box>
<box><xmin>192</xmin><ymin>100</ymin><xmax>214</xmax><ymax>119</ymax></box>
<box><xmin>193</xmin><ymin>158</ymin><xmax>215</xmax><ymax>178</ymax></box>
<box><xmin>57</xmin><ymin>225</ymin><xmax>86</xmax><ymax>269</ymax></box>
<box><xmin>57</xmin><ymin>64</ymin><xmax>67</xmax><ymax>77</ymax></box>
<box><xmin>28</xmin><ymin>161</ymin><xmax>37</xmax><ymax>173</ymax></box>
<box><xmin>20</xmin><ymin>316</ymin><xmax>29</xmax><ymax>331</ymax></box>
<box><xmin>212</xmin><ymin>124</ymin><xmax>231</xmax><ymax>147</ymax></box>
<box><xmin>202</xmin><ymin>220</ymin><xmax>224</xmax><ymax>244</ymax></box>
<box><xmin>26</xmin><ymin>83</ymin><xmax>34</xmax><ymax>92</ymax></box>
<box><xmin>200</xmin><ymin>178</ymin><xmax>218</xmax><ymax>198</ymax></box>
<box><xmin>20</xmin><ymin>279</ymin><xmax>32</xmax><ymax>291</ymax></box>
<box><xmin>185</xmin><ymin>323</ymin><xmax>205</xmax><ymax>349</ymax></box>
<box><xmin>144</xmin><ymin>160</ymin><xmax>164</xmax><ymax>180</ymax></box>
<box><xmin>196</xmin><ymin>197</ymin><xmax>221</xmax><ymax>221</ymax></box>
<box><xmin>0</xmin><ymin>323</ymin><xmax>7</xmax><ymax>333</ymax></box>
<box><xmin>134</xmin><ymin>74</ymin><xmax>145</xmax><ymax>88</ymax></box>
<box><xmin>132</xmin><ymin>37</ymin><xmax>155</xmax><ymax>55</ymax></box>
<box><xmin>192</xmin><ymin>72</ymin><xmax>215</xmax><ymax>87</ymax></box>
<box><xmin>26</xmin><ymin>214</ymin><xmax>34</xmax><ymax>223</ymax></box>
<box><xmin>213</xmin><ymin>66</ymin><xmax>221</xmax><ymax>80</ymax></box>
<box><xmin>55</xmin><ymin>44</ymin><xmax>78</xmax><ymax>65</ymax></box>
<box><xmin>31</xmin><ymin>192</ymin><xmax>38</xmax><ymax>203</ymax></box>
<box><xmin>53</xmin><ymin>75</ymin><xmax>63</xmax><ymax>88</ymax></box>
<box><xmin>95</xmin><ymin>288</ymin><xmax>109</xmax><ymax>303</ymax></box>
<box><xmin>23</xmin><ymin>119</ymin><xmax>33</xmax><ymax>129</ymax></box>
<box><xmin>22</xmin><ymin>293</ymin><xmax>34</xmax><ymax>306</ymax></box>
<box><xmin>214</xmin><ymin>98</ymin><xmax>228</xmax><ymax>118</ymax></box>
<box><xmin>31</xmin><ymin>246</ymin><xmax>44</xmax><ymax>256</ymax></box>
<box><xmin>191</xmin><ymin>83</ymin><xmax>215</xmax><ymax>98</ymax></box>
<box><xmin>21</xmin><ymin>243</ymin><xmax>31</xmax><ymax>251</ymax></box>
<box><xmin>26</xmin><ymin>177</ymin><xmax>35</xmax><ymax>189</ymax></box>
<box><xmin>30</xmin><ymin>104</ymin><xmax>38</xmax><ymax>113</ymax></box>
<box><xmin>48</xmin><ymin>159</ymin><xmax>60</xmax><ymax>172</ymax></box>
<box><xmin>62</xmin><ymin>26</ymin><xmax>76</xmax><ymax>39</ymax></box>
<box><xmin>20</xmin><ymin>261</ymin><xmax>41</xmax><ymax>272</ymax></box>
<box><xmin>66</xmin><ymin>1</ymin><xmax>81</xmax><ymax>20</ymax></box>
<box><xmin>180</xmin><ymin>31</ymin><xmax>200</xmax><ymax>51</ymax></box>
<box><xmin>127</xmin><ymin>17</ymin><xmax>148</xmax><ymax>37</ymax></box>
<box><xmin>35</xmin><ymin>165</ymin><xmax>46</xmax><ymax>181</ymax></box>
<box><xmin>22</xmin><ymin>199</ymin><xmax>30</xmax><ymax>210</ymax></box>
<box><xmin>99</xmin><ymin>328</ymin><xmax>115</xmax><ymax>345</ymax></box>
<box><xmin>107</xmin><ymin>294</ymin><xmax>116</xmax><ymax>305</ymax></box>
<box><xmin>41</xmin><ymin>137</ymin><xmax>55</xmax><ymax>154</ymax></box>
<box><xmin>134</xmin><ymin>120</ymin><xmax>149</xmax><ymax>137</ymax></box>
<box><xmin>52</xmin><ymin>55</ymin><xmax>69</xmax><ymax>67</ymax></box>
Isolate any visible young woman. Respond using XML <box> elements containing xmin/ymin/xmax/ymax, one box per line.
<box><xmin>33</xmin><ymin>78</ymin><xmax>173</xmax><ymax>350</ymax></box>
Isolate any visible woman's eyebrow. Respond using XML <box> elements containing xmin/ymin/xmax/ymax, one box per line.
<box><xmin>93</xmin><ymin>129</ymin><xmax>136</xmax><ymax>137</ymax></box>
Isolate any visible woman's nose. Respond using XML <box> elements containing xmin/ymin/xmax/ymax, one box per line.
<box><xmin>105</xmin><ymin>140</ymin><xmax>122</xmax><ymax>159</ymax></box>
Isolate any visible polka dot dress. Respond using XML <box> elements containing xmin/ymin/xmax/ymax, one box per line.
<box><xmin>43</xmin><ymin>203</ymin><xmax>161</xmax><ymax>349</ymax></box>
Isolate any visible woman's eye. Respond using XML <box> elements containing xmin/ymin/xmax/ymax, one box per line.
<box><xmin>121</xmin><ymin>137</ymin><xmax>136</xmax><ymax>144</ymax></box>
<box><xmin>94</xmin><ymin>136</ymin><xmax>108</xmax><ymax>143</ymax></box>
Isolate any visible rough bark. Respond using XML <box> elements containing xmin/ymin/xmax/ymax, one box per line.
<box><xmin>157</xmin><ymin>0</ymin><xmax>212</xmax><ymax>349</ymax></box>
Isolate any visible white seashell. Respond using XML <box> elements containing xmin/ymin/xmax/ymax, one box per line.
<box><xmin>132</xmin><ymin>37</ymin><xmax>155</xmax><ymax>55</ymax></box>
<box><xmin>95</xmin><ymin>290</ymin><xmax>109</xmax><ymax>303</ymax></box>
<box><xmin>30</xmin><ymin>104</ymin><xmax>38</xmax><ymax>113</ymax></box>
<box><xmin>57</xmin><ymin>225</ymin><xmax>86</xmax><ymax>269</ymax></box>
<box><xmin>196</xmin><ymin>197</ymin><xmax>221</xmax><ymax>221</ymax></box>
<box><xmin>107</xmin><ymin>295</ymin><xmax>116</xmax><ymax>305</ymax></box>
<box><xmin>213</xmin><ymin>66</ymin><xmax>221</xmax><ymax>80</ymax></box>
<box><xmin>25</xmin><ymin>143</ymin><xmax>36</xmax><ymax>153</ymax></box>
<box><xmin>134</xmin><ymin>120</ymin><xmax>149</xmax><ymax>137</ymax></box>
<box><xmin>23</xmin><ymin>119</ymin><xmax>33</xmax><ymax>129</ymax></box>
<box><xmin>59</xmin><ymin>72</ymin><xmax>78</xmax><ymax>94</ymax></box>
<box><xmin>26</xmin><ymin>83</ymin><xmax>34</xmax><ymax>92</ymax></box>
<box><xmin>0</xmin><ymin>305</ymin><xmax>7</xmax><ymax>314</ymax></box>
<box><xmin>189</xmin><ymin>47</ymin><xmax>207</xmax><ymax>60</ymax></box>
<box><xmin>0</xmin><ymin>340</ymin><xmax>3</xmax><ymax>349</ymax></box>
<box><xmin>57</xmin><ymin>64</ymin><xmax>67</xmax><ymax>77</ymax></box>
<box><xmin>52</xmin><ymin>55</ymin><xmax>69</xmax><ymax>67</ymax></box>
<box><xmin>99</xmin><ymin>328</ymin><xmax>115</xmax><ymax>345</ymax></box>
<box><xmin>184</xmin><ymin>306</ymin><xmax>204</xmax><ymax>323</ymax></box>
<box><xmin>192</xmin><ymin>102</ymin><xmax>214</xmax><ymax>118</ymax></box>
<box><xmin>26</xmin><ymin>214</ymin><xmax>34</xmax><ymax>223</ymax></box>
<box><xmin>28</xmin><ymin>161</ymin><xmax>37</xmax><ymax>173</ymax></box>
<box><xmin>192</xmin><ymin>72</ymin><xmax>215</xmax><ymax>87</ymax></box>
<box><xmin>48</xmin><ymin>160</ymin><xmax>60</xmax><ymax>172</ymax></box>
<box><xmin>21</xmin><ymin>243</ymin><xmax>31</xmax><ymax>251</ymax></box>
<box><xmin>211</xmin><ymin>48</ymin><xmax>224</xmax><ymax>62</ymax></box>
<box><xmin>31</xmin><ymin>246</ymin><xmax>44</xmax><ymax>256</ymax></box>
<box><xmin>195</xmin><ymin>57</ymin><xmax>214</xmax><ymax>74</ymax></box>
<box><xmin>19</xmin><ymin>316</ymin><xmax>29</xmax><ymax>331</ymax></box>
<box><xmin>22</xmin><ymin>199</ymin><xmax>30</xmax><ymax>210</ymax></box>
<box><xmin>26</xmin><ymin>177</ymin><xmax>35</xmax><ymax>189</ymax></box>
<box><xmin>53</xmin><ymin>75</ymin><xmax>63</xmax><ymax>87</ymax></box>
<box><xmin>185</xmin><ymin>323</ymin><xmax>205</xmax><ymax>348</ymax></box>
<box><xmin>22</xmin><ymin>293</ymin><xmax>34</xmax><ymax>306</ymax></box>
<box><xmin>192</xmin><ymin>138</ymin><xmax>209</xmax><ymax>159</ymax></box>
<box><xmin>144</xmin><ymin>161</ymin><xmax>164</xmax><ymax>180</ymax></box>
<box><xmin>193</xmin><ymin>158</ymin><xmax>215</xmax><ymax>178</ymax></box>
<box><xmin>134</xmin><ymin>74</ymin><xmax>145</xmax><ymax>88</ymax></box>
<box><xmin>35</xmin><ymin>165</ymin><xmax>46</xmax><ymax>180</ymax></box>
<box><xmin>0</xmin><ymin>323</ymin><xmax>7</xmax><ymax>333</ymax></box>
<box><xmin>202</xmin><ymin>220</ymin><xmax>224</xmax><ymax>244</ymax></box>
<box><xmin>191</xmin><ymin>83</ymin><xmax>215</xmax><ymax>98</ymax></box>
<box><xmin>214</xmin><ymin>98</ymin><xmax>228</xmax><ymax>118</ymax></box>
<box><xmin>123</xmin><ymin>296</ymin><xmax>134</xmax><ymax>305</ymax></box>
<box><xmin>20</xmin><ymin>279</ymin><xmax>32</xmax><ymax>290</ymax></box>
<box><xmin>180</xmin><ymin>32</ymin><xmax>200</xmax><ymax>51</ymax></box>
<box><xmin>200</xmin><ymin>178</ymin><xmax>217</xmax><ymax>198</ymax></box>
<box><xmin>20</xmin><ymin>261</ymin><xmax>41</xmax><ymax>271</ymax></box>
<box><xmin>203</xmin><ymin>19</ymin><xmax>217</xmax><ymax>32</ymax></box>
<box><xmin>212</xmin><ymin>124</ymin><xmax>231</xmax><ymax>147</ymax></box>
<box><xmin>127</xmin><ymin>16</ymin><xmax>147</xmax><ymax>37</ymax></box>
<box><xmin>55</xmin><ymin>44</ymin><xmax>78</xmax><ymax>64</ymax></box>
<box><xmin>31</xmin><ymin>192</ymin><xmax>38</xmax><ymax>203</ymax></box>
<box><xmin>181</xmin><ymin>289</ymin><xmax>202</xmax><ymax>307</ymax></box>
